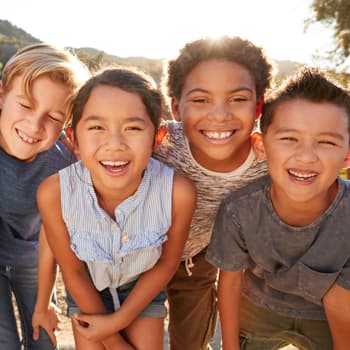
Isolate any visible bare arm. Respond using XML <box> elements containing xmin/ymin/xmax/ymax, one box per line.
<box><xmin>323</xmin><ymin>282</ymin><xmax>350</xmax><ymax>350</ymax></box>
<box><xmin>32</xmin><ymin>226</ymin><xmax>60</xmax><ymax>346</ymax></box>
<box><xmin>37</xmin><ymin>174</ymin><xmax>127</xmax><ymax>349</ymax></box>
<box><xmin>218</xmin><ymin>269</ymin><xmax>243</xmax><ymax>350</ymax></box>
<box><xmin>73</xmin><ymin>172</ymin><xmax>197</xmax><ymax>341</ymax></box>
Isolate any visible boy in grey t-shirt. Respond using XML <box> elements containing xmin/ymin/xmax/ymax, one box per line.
<box><xmin>207</xmin><ymin>67</ymin><xmax>350</xmax><ymax>350</ymax></box>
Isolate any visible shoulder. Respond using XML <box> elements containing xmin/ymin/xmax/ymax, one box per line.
<box><xmin>37</xmin><ymin>173</ymin><xmax>61</xmax><ymax>207</ymax></box>
<box><xmin>172</xmin><ymin>172</ymin><xmax>197</xmax><ymax>206</ymax></box>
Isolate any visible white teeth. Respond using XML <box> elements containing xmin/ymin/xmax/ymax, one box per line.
<box><xmin>17</xmin><ymin>130</ymin><xmax>39</xmax><ymax>144</ymax></box>
<box><xmin>203</xmin><ymin>131</ymin><xmax>233</xmax><ymax>140</ymax></box>
<box><xmin>101</xmin><ymin>160</ymin><xmax>128</xmax><ymax>166</ymax></box>
<box><xmin>289</xmin><ymin>170</ymin><xmax>317</xmax><ymax>179</ymax></box>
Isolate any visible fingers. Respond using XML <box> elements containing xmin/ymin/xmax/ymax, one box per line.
<box><xmin>47</xmin><ymin>328</ymin><xmax>58</xmax><ymax>347</ymax></box>
<box><xmin>72</xmin><ymin>313</ymin><xmax>90</xmax><ymax>328</ymax></box>
<box><xmin>32</xmin><ymin>325</ymin><xmax>39</xmax><ymax>341</ymax></box>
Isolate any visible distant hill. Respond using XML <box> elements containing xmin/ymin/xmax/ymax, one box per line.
<box><xmin>0</xmin><ymin>18</ymin><xmax>302</xmax><ymax>83</ymax></box>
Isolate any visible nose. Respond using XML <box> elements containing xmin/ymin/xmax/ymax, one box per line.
<box><xmin>295</xmin><ymin>142</ymin><xmax>318</xmax><ymax>163</ymax></box>
<box><xmin>207</xmin><ymin>103</ymin><xmax>232</xmax><ymax>122</ymax></box>
<box><xmin>105</xmin><ymin>131</ymin><xmax>127</xmax><ymax>151</ymax></box>
<box><xmin>28</xmin><ymin>114</ymin><xmax>45</xmax><ymax>133</ymax></box>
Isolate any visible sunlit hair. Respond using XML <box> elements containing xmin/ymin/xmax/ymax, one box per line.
<box><xmin>261</xmin><ymin>66</ymin><xmax>350</xmax><ymax>135</ymax></box>
<box><xmin>2</xmin><ymin>43</ymin><xmax>89</xmax><ymax>108</ymax></box>
<box><xmin>67</xmin><ymin>66</ymin><xmax>165</xmax><ymax>132</ymax></box>
<box><xmin>162</xmin><ymin>36</ymin><xmax>274</xmax><ymax>105</ymax></box>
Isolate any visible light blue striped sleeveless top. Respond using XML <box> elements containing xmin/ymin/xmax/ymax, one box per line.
<box><xmin>59</xmin><ymin>157</ymin><xmax>174</xmax><ymax>304</ymax></box>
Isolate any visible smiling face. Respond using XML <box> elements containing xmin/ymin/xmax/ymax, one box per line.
<box><xmin>0</xmin><ymin>75</ymin><xmax>70</xmax><ymax>161</ymax></box>
<box><xmin>261</xmin><ymin>98</ymin><xmax>349</xmax><ymax>208</ymax></box>
<box><xmin>172</xmin><ymin>59</ymin><xmax>257</xmax><ymax>172</ymax></box>
<box><xmin>73</xmin><ymin>84</ymin><xmax>155</xmax><ymax>201</ymax></box>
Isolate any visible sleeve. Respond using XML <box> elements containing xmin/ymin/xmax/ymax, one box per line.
<box><xmin>206</xmin><ymin>197</ymin><xmax>249</xmax><ymax>271</ymax></box>
<box><xmin>336</xmin><ymin>257</ymin><xmax>350</xmax><ymax>291</ymax></box>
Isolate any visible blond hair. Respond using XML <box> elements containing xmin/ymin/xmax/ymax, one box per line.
<box><xmin>2</xmin><ymin>43</ymin><xmax>89</xmax><ymax>105</ymax></box>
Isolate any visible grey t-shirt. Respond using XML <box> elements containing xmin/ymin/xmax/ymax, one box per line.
<box><xmin>207</xmin><ymin>175</ymin><xmax>350</xmax><ymax>320</ymax></box>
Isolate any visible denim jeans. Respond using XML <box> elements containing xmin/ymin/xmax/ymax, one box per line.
<box><xmin>66</xmin><ymin>278</ymin><xmax>167</xmax><ymax>318</ymax></box>
<box><xmin>0</xmin><ymin>265</ymin><xmax>56</xmax><ymax>350</ymax></box>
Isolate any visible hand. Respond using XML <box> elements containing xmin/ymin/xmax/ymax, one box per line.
<box><xmin>32</xmin><ymin>302</ymin><xmax>62</xmax><ymax>346</ymax></box>
<box><xmin>72</xmin><ymin>312</ymin><xmax>119</xmax><ymax>342</ymax></box>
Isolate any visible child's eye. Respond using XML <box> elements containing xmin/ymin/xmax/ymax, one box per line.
<box><xmin>48</xmin><ymin>115</ymin><xmax>63</xmax><ymax>123</ymax></box>
<box><xmin>230</xmin><ymin>96</ymin><xmax>248</xmax><ymax>103</ymax></box>
<box><xmin>280</xmin><ymin>137</ymin><xmax>297</xmax><ymax>142</ymax></box>
<box><xmin>319</xmin><ymin>140</ymin><xmax>337</xmax><ymax>146</ymax></box>
<box><xmin>88</xmin><ymin>125</ymin><xmax>103</xmax><ymax>131</ymax></box>
<box><xmin>19</xmin><ymin>103</ymin><xmax>31</xmax><ymax>109</ymax></box>
<box><xmin>192</xmin><ymin>98</ymin><xmax>207</xmax><ymax>103</ymax></box>
<box><xmin>125</xmin><ymin>125</ymin><xmax>143</xmax><ymax>132</ymax></box>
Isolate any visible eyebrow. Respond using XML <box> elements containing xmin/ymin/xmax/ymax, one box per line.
<box><xmin>83</xmin><ymin>115</ymin><xmax>147</xmax><ymax>123</ymax></box>
<box><xmin>275</xmin><ymin>128</ymin><xmax>345</xmax><ymax>141</ymax></box>
<box><xmin>185</xmin><ymin>86</ymin><xmax>254</xmax><ymax>96</ymax></box>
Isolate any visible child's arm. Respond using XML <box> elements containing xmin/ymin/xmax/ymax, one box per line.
<box><xmin>72</xmin><ymin>172</ymin><xmax>197</xmax><ymax>341</ymax></box>
<box><xmin>217</xmin><ymin>269</ymin><xmax>243</xmax><ymax>350</ymax></box>
<box><xmin>32</xmin><ymin>226</ymin><xmax>61</xmax><ymax>346</ymax></box>
<box><xmin>37</xmin><ymin>174</ymin><xmax>131</xmax><ymax>349</ymax></box>
<box><xmin>323</xmin><ymin>282</ymin><xmax>350</xmax><ymax>350</ymax></box>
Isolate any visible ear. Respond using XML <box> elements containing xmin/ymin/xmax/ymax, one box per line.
<box><xmin>69</xmin><ymin>129</ymin><xmax>80</xmax><ymax>157</ymax></box>
<box><xmin>171</xmin><ymin>98</ymin><xmax>182</xmax><ymax>122</ymax></box>
<box><xmin>251</xmin><ymin>132</ymin><xmax>266</xmax><ymax>160</ymax></box>
<box><xmin>0</xmin><ymin>81</ymin><xmax>4</xmax><ymax>109</ymax></box>
<box><xmin>342</xmin><ymin>148</ymin><xmax>350</xmax><ymax>169</ymax></box>
<box><xmin>255</xmin><ymin>96</ymin><xmax>264</xmax><ymax>120</ymax></box>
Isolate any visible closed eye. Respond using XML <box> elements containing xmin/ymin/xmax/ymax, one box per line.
<box><xmin>19</xmin><ymin>103</ymin><xmax>31</xmax><ymax>109</ymax></box>
<box><xmin>126</xmin><ymin>126</ymin><xmax>143</xmax><ymax>131</ymax></box>
<box><xmin>48</xmin><ymin>115</ymin><xmax>64</xmax><ymax>123</ymax></box>
<box><xmin>88</xmin><ymin>125</ymin><xmax>104</xmax><ymax>131</ymax></box>
<box><xmin>230</xmin><ymin>97</ymin><xmax>248</xmax><ymax>102</ymax></box>
<box><xmin>319</xmin><ymin>140</ymin><xmax>337</xmax><ymax>146</ymax></box>
<box><xmin>280</xmin><ymin>137</ymin><xmax>297</xmax><ymax>142</ymax></box>
<box><xmin>192</xmin><ymin>97</ymin><xmax>208</xmax><ymax>103</ymax></box>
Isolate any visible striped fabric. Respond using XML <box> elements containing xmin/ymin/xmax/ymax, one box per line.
<box><xmin>59</xmin><ymin>158</ymin><xmax>174</xmax><ymax>293</ymax></box>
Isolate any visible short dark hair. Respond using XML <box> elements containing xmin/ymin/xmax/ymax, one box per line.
<box><xmin>261</xmin><ymin>66</ymin><xmax>350</xmax><ymax>134</ymax></box>
<box><xmin>162</xmin><ymin>36</ymin><xmax>274</xmax><ymax>105</ymax></box>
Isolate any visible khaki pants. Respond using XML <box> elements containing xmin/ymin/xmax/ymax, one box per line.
<box><xmin>167</xmin><ymin>248</ymin><xmax>218</xmax><ymax>350</ymax></box>
<box><xmin>240</xmin><ymin>297</ymin><xmax>332</xmax><ymax>350</ymax></box>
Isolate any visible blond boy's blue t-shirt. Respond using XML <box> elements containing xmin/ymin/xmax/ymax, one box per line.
<box><xmin>0</xmin><ymin>141</ymin><xmax>72</xmax><ymax>267</ymax></box>
<box><xmin>207</xmin><ymin>175</ymin><xmax>350</xmax><ymax>320</ymax></box>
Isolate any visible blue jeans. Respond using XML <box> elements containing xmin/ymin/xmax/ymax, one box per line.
<box><xmin>67</xmin><ymin>278</ymin><xmax>167</xmax><ymax>318</ymax></box>
<box><xmin>0</xmin><ymin>265</ymin><xmax>56</xmax><ymax>350</ymax></box>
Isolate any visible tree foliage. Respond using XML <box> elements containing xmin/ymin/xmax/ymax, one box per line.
<box><xmin>308</xmin><ymin>0</ymin><xmax>350</xmax><ymax>71</ymax></box>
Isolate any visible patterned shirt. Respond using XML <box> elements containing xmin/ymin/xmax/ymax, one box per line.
<box><xmin>154</xmin><ymin>121</ymin><xmax>267</xmax><ymax>260</ymax></box>
<box><xmin>59</xmin><ymin>158</ymin><xmax>174</xmax><ymax>303</ymax></box>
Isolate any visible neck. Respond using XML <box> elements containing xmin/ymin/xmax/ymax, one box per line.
<box><xmin>269</xmin><ymin>182</ymin><xmax>338</xmax><ymax>227</ymax></box>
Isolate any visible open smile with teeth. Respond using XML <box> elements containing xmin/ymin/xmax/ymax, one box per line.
<box><xmin>201</xmin><ymin>130</ymin><xmax>235</xmax><ymax>140</ymax></box>
<box><xmin>288</xmin><ymin>169</ymin><xmax>317</xmax><ymax>181</ymax></box>
<box><xmin>17</xmin><ymin>129</ymin><xmax>39</xmax><ymax>144</ymax></box>
<box><xmin>100</xmin><ymin>160</ymin><xmax>129</xmax><ymax>169</ymax></box>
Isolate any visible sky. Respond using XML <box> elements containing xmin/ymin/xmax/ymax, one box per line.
<box><xmin>2</xmin><ymin>0</ymin><xmax>335</xmax><ymax>67</ymax></box>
